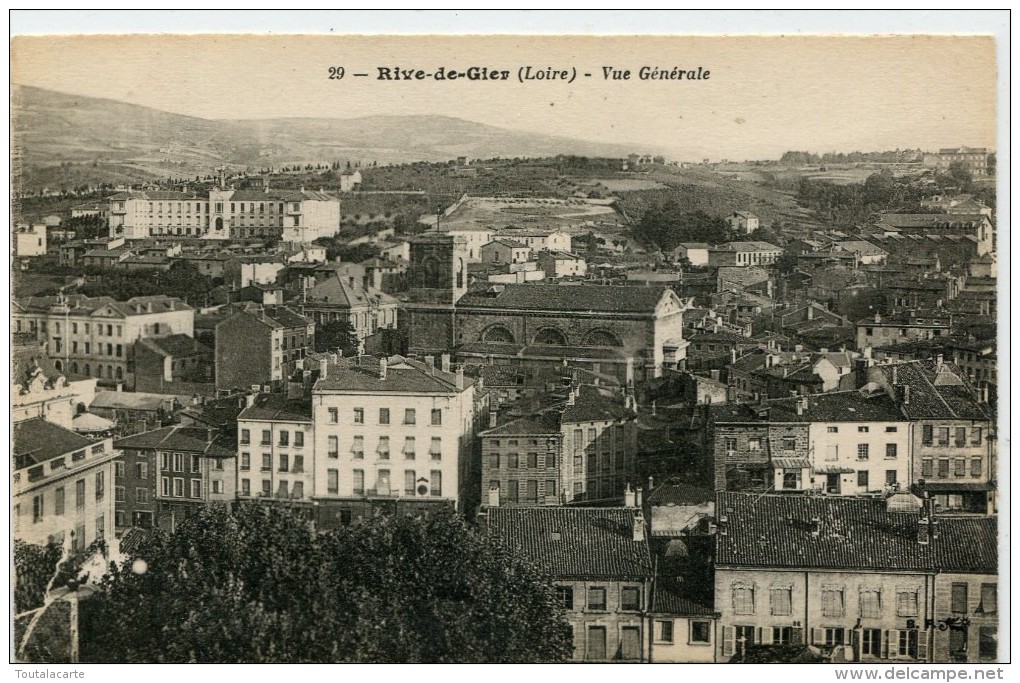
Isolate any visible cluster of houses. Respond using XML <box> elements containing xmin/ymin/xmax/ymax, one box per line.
<box><xmin>11</xmin><ymin>181</ymin><xmax>998</xmax><ymax>664</ymax></box>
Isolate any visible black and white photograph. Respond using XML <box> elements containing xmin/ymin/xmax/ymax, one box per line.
<box><xmin>8</xmin><ymin>12</ymin><xmax>1007</xmax><ymax>670</ymax></box>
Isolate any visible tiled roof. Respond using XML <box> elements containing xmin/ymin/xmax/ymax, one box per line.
<box><xmin>118</xmin><ymin>527</ymin><xmax>155</xmax><ymax>556</ymax></box>
<box><xmin>237</xmin><ymin>393</ymin><xmax>312</xmax><ymax>423</ymax></box>
<box><xmin>836</xmin><ymin>240</ymin><xmax>888</xmax><ymax>256</ymax></box>
<box><xmin>932</xmin><ymin>517</ymin><xmax>997</xmax><ymax>574</ymax></box>
<box><xmin>457</xmin><ymin>284</ymin><xmax>671</xmax><ymax>314</ymax></box>
<box><xmin>480</xmin><ymin>411</ymin><xmax>561</xmax><ymax>436</ymax></box>
<box><xmin>304</xmin><ymin>276</ymin><xmax>398</xmax><ymax>309</ymax></box>
<box><xmin>871</xmin><ymin>360</ymin><xmax>991</xmax><ymax>420</ymax></box>
<box><xmin>90</xmin><ymin>391</ymin><xmax>180</xmax><ymax>412</ymax></box>
<box><xmin>876</xmin><ymin>213</ymin><xmax>988</xmax><ymax>229</ymax></box>
<box><xmin>717</xmin><ymin>241</ymin><xmax>781</xmax><ymax>252</ymax></box>
<box><xmin>114</xmin><ymin>425</ymin><xmax>235</xmax><ymax>457</ymax></box>
<box><xmin>647</xmin><ymin>481</ymin><xmax>714</xmax><ymax>506</ymax></box>
<box><xmin>561</xmin><ymin>385</ymin><xmax>634</xmax><ymax>424</ymax></box>
<box><xmin>715</xmin><ymin>492</ymin><xmax>932</xmax><ymax>571</ymax></box>
<box><xmin>14</xmin><ymin>418</ymin><xmax>101</xmax><ymax>469</ymax></box>
<box><xmin>314</xmin><ymin>355</ymin><xmax>469</xmax><ymax>395</ymax></box>
<box><xmin>136</xmin><ymin>334</ymin><xmax>209</xmax><ymax>358</ymax></box>
<box><xmin>767</xmin><ymin>390</ymin><xmax>903</xmax><ymax>423</ymax></box>
<box><xmin>651</xmin><ymin>583</ymin><xmax>716</xmax><ymax>616</ymax></box>
<box><xmin>486</xmin><ymin>507</ymin><xmax>653</xmax><ymax>579</ymax></box>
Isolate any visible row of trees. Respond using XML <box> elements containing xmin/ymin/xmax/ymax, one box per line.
<box><xmin>634</xmin><ymin>202</ymin><xmax>733</xmax><ymax>252</ymax></box>
<box><xmin>78</xmin><ymin>505</ymin><xmax>571</xmax><ymax>663</ymax></box>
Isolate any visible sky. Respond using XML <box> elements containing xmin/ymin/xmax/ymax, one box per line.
<box><xmin>11</xmin><ymin>34</ymin><xmax>997</xmax><ymax>161</ymax></box>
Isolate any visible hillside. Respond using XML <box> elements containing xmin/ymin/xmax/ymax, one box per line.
<box><xmin>12</xmin><ymin>86</ymin><xmax>637</xmax><ymax>192</ymax></box>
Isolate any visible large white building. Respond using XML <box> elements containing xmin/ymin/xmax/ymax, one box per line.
<box><xmin>311</xmin><ymin>354</ymin><xmax>477</xmax><ymax>511</ymax></box>
<box><xmin>107</xmin><ymin>187</ymin><xmax>340</xmax><ymax>242</ymax></box>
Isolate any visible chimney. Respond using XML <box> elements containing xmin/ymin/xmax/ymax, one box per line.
<box><xmin>810</xmin><ymin>517</ymin><xmax>821</xmax><ymax>536</ymax></box>
<box><xmin>489</xmin><ymin>409</ymin><xmax>498</xmax><ymax>428</ymax></box>
<box><xmin>807</xmin><ymin>305</ymin><xmax>814</xmax><ymax>320</ymax></box>
<box><xmin>979</xmin><ymin>384</ymin><xmax>989</xmax><ymax>404</ymax></box>
<box><xmin>874</xmin><ymin>312</ymin><xmax>882</xmax><ymax>324</ymax></box>
<box><xmin>892</xmin><ymin>366</ymin><xmax>898</xmax><ymax>385</ymax></box>
<box><xmin>116</xmin><ymin>382</ymin><xmax>124</xmax><ymax>393</ymax></box>
<box><xmin>635</xmin><ymin>486</ymin><xmax>643</xmax><ymax>508</ymax></box>
<box><xmin>624</xmin><ymin>483</ymin><xmax>636</xmax><ymax>508</ymax></box>
<box><xmin>935</xmin><ymin>353</ymin><xmax>944</xmax><ymax>368</ymax></box>
<box><xmin>648</xmin><ymin>475</ymin><xmax>655</xmax><ymax>492</ymax></box>
<box><xmin>441</xmin><ymin>353</ymin><xmax>451</xmax><ymax>373</ymax></box>
<box><xmin>765</xmin><ymin>354</ymin><xmax>774</xmax><ymax>369</ymax></box>
<box><xmin>379</xmin><ymin>357</ymin><xmax>388</xmax><ymax>380</ymax></box>
<box><xmin>319</xmin><ymin>358</ymin><xmax>328</xmax><ymax>380</ymax></box>
<box><xmin>566</xmin><ymin>388</ymin><xmax>576</xmax><ymax>406</ymax></box>
<box><xmin>245</xmin><ymin>393</ymin><xmax>256</xmax><ymax>408</ymax></box>
<box><xmin>731</xmin><ymin>348</ymin><xmax>738</xmax><ymax>364</ymax></box>
<box><xmin>632</xmin><ymin>509</ymin><xmax>646</xmax><ymax>542</ymax></box>
<box><xmin>796</xmin><ymin>396</ymin><xmax>806</xmax><ymax>416</ymax></box>
<box><xmin>455</xmin><ymin>365</ymin><xmax>464</xmax><ymax>390</ymax></box>
<box><xmin>710</xmin><ymin>369</ymin><xmax>720</xmax><ymax>381</ymax></box>
<box><xmin>206</xmin><ymin>427</ymin><xmax>215</xmax><ymax>444</ymax></box>
<box><xmin>425</xmin><ymin>355</ymin><xmax>435</xmax><ymax>374</ymax></box>
<box><xmin>902</xmin><ymin>385</ymin><xmax>911</xmax><ymax>405</ymax></box>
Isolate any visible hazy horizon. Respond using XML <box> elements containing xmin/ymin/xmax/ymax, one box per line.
<box><xmin>11</xmin><ymin>35</ymin><xmax>996</xmax><ymax>161</ymax></box>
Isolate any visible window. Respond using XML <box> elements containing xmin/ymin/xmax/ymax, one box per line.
<box><xmin>241</xmin><ymin>429</ymin><xmax>251</xmax><ymax>445</ymax></box>
<box><xmin>770</xmin><ymin>587</ymin><xmax>792</xmax><ymax>616</ymax></box>
<box><xmin>262</xmin><ymin>480</ymin><xmax>272</xmax><ymax>496</ymax></box>
<box><xmin>96</xmin><ymin>515</ymin><xmax>105</xmax><ymax>540</ymax></box>
<box><xmin>587</xmin><ymin>586</ymin><xmax>607</xmax><ymax>611</ymax></box>
<box><xmin>857</xmin><ymin>444</ymin><xmax>870</xmax><ymax>460</ymax></box>
<box><xmin>352</xmin><ymin>469</ymin><xmax>364</xmax><ymax>495</ymax></box>
<box><xmin>173</xmin><ymin>452</ymin><xmax>184</xmax><ymax>472</ymax></box>
<box><xmin>621</xmin><ymin>586</ymin><xmax>641</xmax><ymax>611</ymax></box>
<box><xmin>191</xmin><ymin>480</ymin><xmax>202</xmax><ymax>498</ymax></box>
<box><xmin>240</xmin><ymin>453</ymin><xmax>250</xmax><ymax>470</ymax></box>
<box><xmin>328</xmin><ymin>408</ymin><xmax>338</xmax><ymax>424</ymax></box>
<box><xmin>955</xmin><ymin>427</ymin><xmax>967</xmax><ymax>447</ymax></box>
<box><xmin>937</xmin><ymin>427</ymin><xmax>950</xmax><ymax>446</ymax></box>
<box><xmin>979</xmin><ymin>627</ymin><xmax>997</xmax><ymax>660</ymax></box>
<box><xmin>938</xmin><ymin>458</ymin><xmax>950</xmax><ymax>477</ymax></box>
<box><xmin>921</xmin><ymin>458</ymin><xmax>933</xmax><ymax>477</ymax></box>
<box><xmin>822</xmin><ymin>588</ymin><xmax>845</xmax><ymax>617</ymax></box>
<box><xmin>971</xmin><ymin>457</ymin><xmax>983</xmax><ymax>477</ymax></box>
<box><xmin>954</xmin><ymin>458</ymin><xmax>967</xmax><ymax>476</ymax></box>
<box><xmin>922</xmin><ymin>424</ymin><xmax>934</xmax><ymax>446</ymax></box>
<box><xmin>33</xmin><ymin>494</ymin><xmax>44</xmax><ymax>523</ymax></box>
<box><xmin>350</xmin><ymin>436</ymin><xmax>364</xmax><ymax>459</ymax></box>
<box><xmin>261</xmin><ymin>430</ymin><xmax>271</xmax><ymax>446</ymax></box>
<box><xmin>173</xmin><ymin>478</ymin><xmax>185</xmax><ymax>497</ymax></box>
<box><xmin>886</xmin><ymin>426</ymin><xmax>898</xmax><ymax>433</ymax></box>
<box><xmin>430</xmin><ymin>470</ymin><xmax>442</xmax><ymax>497</ymax></box>
<box><xmin>896</xmin><ymin>590</ymin><xmax>919</xmax><ymax>617</ymax></box>
<box><xmin>327</xmin><ymin>469</ymin><xmax>339</xmax><ymax>494</ymax></box>
<box><xmin>115</xmin><ymin>486</ymin><xmax>125</xmax><ymax>503</ymax></box>
<box><xmin>860</xmin><ymin>589</ymin><xmax>882</xmax><ymax>618</ymax></box>
<box><xmin>951</xmin><ymin>583</ymin><xmax>968</xmax><ymax>614</ymax></box>
<box><xmin>136</xmin><ymin>487</ymin><xmax>149</xmax><ymax>504</ymax></box>
<box><xmin>430</xmin><ymin>437</ymin><xmax>442</xmax><ymax>460</ymax></box>
<box><xmin>115</xmin><ymin>461</ymin><xmax>125</xmax><ymax>478</ymax></box>
<box><xmin>279</xmin><ymin>431</ymin><xmax>289</xmax><ymax>447</ymax></box>
<box><xmin>404</xmin><ymin>470</ymin><xmax>416</xmax><ymax>496</ymax></box>
<box><xmin>95</xmin><ymin>471</ymin><xmax>105</xmax><ymax>500</ymax></box>
<box><xmin>732</xmin><ymin>585</ymin><xmax>755</xmax><ymax>614</ymax></box>
<box><xmin>278</xmin><ymin>453</ymin><xmax>289</xmax><ymax>472</ymax></box>
<box><xmin>896</xmin><ymin>629</ymin><xmax>917</xmax><ymax>658</ymax></box>
<box><xmin>404</xmin><ymin>408</ymin><xmax>416</xmax><ymax>425</ymax></box>
<box><xmin>161</xmin><ymin>477</ymin><xmax>170</xmax><ymax>497</ymax></box>
<box><xmin>690</xmin><ymin>620</ymin><xmax>711</xmax><ymax>644</ymax></box>
<box><xmin>858</xmin><ymin>471</ymin><xmax>870</xmax><ymax>488</ymax></box>
<box><xmin>858</xmin><ymin>426</ymin><xmax>870</xmax><ymax>433</ymax></box>
<box><xmin>377</xmin><ymin>436</ymin><xmax>390</xmax><ymax>459</ymax></box>
<box><xmin>827</xmin><ymin>426</ymin><xmax>839</xmax><ymax>433</ymax></box>
<box><xmin>979</xmin><ymin>583</ymin><xmax>996</xmax><ymax>613</ymax></box>
<box><xmin>261</xmin><ymin>453</ymin><xmax>272</xmax><ymax>471</ymax></box>
<box><xmin>353</xmin><ymin>408</ymin><xmax>364</xmax><ymax>424</ymax></box>
<box><xmin>747</xmin><ymin>437</ymin><xmax>761</xmax><ymax>451</ymax></box>
<box><xmin>54</xmin><ymin>487</ymin><xmax>65</xmax><ymax>516</ymax></box>
<box><xmin>782</xmin><ymin>438</ymin><xmax>796</xmax><ymax>451</ymax></box>
<box><xmin>648</xmin><ymin>620</ymin><xmax>673</xmax><ymax>644</ymax></box>
<box><xmin>191</xmin><ymin>455</ymin><xmax>201</xmax><ymax>473</ymax></box>
<box><xmin>294</xmin><ymin>431</ymin><xmax>304</xmax><ymax>448</ymax></box>
<box><xmin>403</xmin><ymin>437</ymin><xmax>416</xmax><ymax>459</ymax></box>
<box><xmin>773</xmin><ymin>627</ymin><xmax>794</xmax><ymax>646</ymax></box>
<box><xmin>212</xmin><ymin>480</ymin><xmax>223</xmax><ymax>495</ymax></box>
<box><xmin>587</xmin><ymin>626</ymin><xmax>607</xmax><ymax>661</ymax></box>
<box><xmin>861</xmin><ymin>628</ymin><xmax>882</xmax><ymax>656</ymax></box>
<box><xmin>886</xmin><ymin>470</ymin><xmax>897</xmax><ymax>486</ymax></box>
<box><xmin>547</xmin><ymin>452</ymin><xmax>556</xmax><ymax>468</ymax></box>
<box><xmin>556</xmin><ymin>586</ymin><xmax>574</xmax><ymax>610</ymax></box>
<box><xmin>379</xmin><ymin>408</ymin><xmax>390</xmax><ymax>425</ymax></box>
<box><xmin>971</xmin><ymin>427</ymin><xmax>983</xmax><ymax>445</ymax></box>
<box><xmin>431</xmin><ymin>408</ymin><xmax>442</xmax><ymax>426</ymax></box>
<box><xmin>328</xmin><ymin>436</ymin><xmax>339</xmax><ymax>458</ymax></box>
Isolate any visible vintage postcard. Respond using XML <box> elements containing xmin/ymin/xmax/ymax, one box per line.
<box><xmin>9</xmin><ymin>27</ymin><xmax>1004</xmax><ymax>669</ymax></box>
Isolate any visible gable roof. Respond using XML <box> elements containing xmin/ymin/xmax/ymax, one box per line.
<box><xmin>458</xmin><ymin>284</ymin><xmax>673</xmax><ymax>314</ymax></box>
<box><xmin>14</xmin><ymin>418</ymin><xmax>102</xmax><ymax>469</ymax></box>
<box><xmin>314</xmin><ymin>355</ymin><xmax>469</xmax><ymax>395</ymax></box>
<box><xmin>114</xmin><ymin>425</ymin><xmax>235</xmax><ymax>457</ymax></box>
<box><xmin>136</xmin><ymin>334</ymin><xmax>210</xmax><ymax>358</ymax></box>
<box><xmin>932</xmin><ymin>516</ymin><xmax>997</xmax><ymax>574</ymax></box>
<box><xmin>870</xmin><ymin>360</ymin><xmax>991</xmax><ymax>420</ymax></box>
<box><xmin>237</xmin><ymin>393</ymin><xmax>312</xmax><ymax>423</ymax></box>
<box><xmin>486</xmin><ymin>507</ymin><xmax>653</xmax><ymax>579</ymax></box>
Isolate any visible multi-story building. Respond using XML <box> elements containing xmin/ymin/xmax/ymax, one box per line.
<box><xmin>484</xmin><ymin>505</ymin><xmax>653</xmax><ymax>662</ymax></box>
<box><xmin>301</xmin><ymin>274</ymin><xmax>400</xmax><ymax>345</ymax></box>
<box><xmin>236</xmin><ymin>393</ymin><xmax>313</xmax><ymax>503</ymax></box>
<box><xmin>708</xmin><ymin>241</ymin><xmax>782</xmax><ymax>268</ymax></box>
<box><xmin>480</xmin><ymin>384</ymin><xmax>638</xmax><ymax>506</ymax></box>
<box><xmin>215</xmin><ymin>305</ymin><xmax>315</xmax><ymax>393</ymax></box>
<box><xmin>114</xmin><ymin>425</ymin><xmax>236</xmax><ymax>533</ymax></box>
<box><xmin>14</xmin><ymin>223</ymin><xmax>47</xmax><ymax>257</ymax></box>
<box><xmin>13</xmin><ymin>418</ymin><xmax>117</xmax><ymax>550</ymax></box>
<box><xmin>856</xmin><ymin>312</ymin><xmax>952</xmax><ymax>352</ymax></box>
<box><xmin>493</xmin><ymin>228</ymin><xmax>571</xmax><ymax>254</ymax></box>
<box><xmin>922</xmin><ymin>147</ymin><xmax>990</xmax><ymax>176</ymax></box>
<box><xmin>536</xmin><ymin>250</ymin><xmax>588</xmax><ymax>279</ymax></box>
<box><xmin>133</xmin><ymin>334</ymin><xmax>214</xmax><ymax>395</ymax></box>
<box><xmin>13</xmin><ymin>350</ymin><xmax>98</xmax><ymax>428</ymax></box>
<box><xmin>311</xmin><ymin>354</ymin><xmax>478</xmax><ymax>517</ymax></box>
<box><xmin>726</xmin><ymin>212</ymin><xmax>760</xmax><ymax>235</ymax></box>
<box><xmin>106</xmin><ymin>187</ymin><xmax>341</xmax><ymax>243</ymax></box>
<box><xmin>868</xmin><ymin>360</ymin><xmax>995</xmax><ymax>513</ymax></box>
<box><xmin>480</xmin><ymin>239</ymin><xmax>531</xmax><ymax>266</ymax></box>
<box><xmin>931</xmin><ymin>516</ymin><xmax>998</xmax><ymax>663</ymax></box>
<box><xmin>12</xmin><ymin>294</ymin><xmax>194</xmax><ymax>388</ymax></box>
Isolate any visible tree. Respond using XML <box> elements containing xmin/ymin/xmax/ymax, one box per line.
<box><xmin>315</xmin><ymin>319</ymin><xmax>360</xmax><ymax>356</ymax></box>
<box><xmin>730</xmin><ymin>644</ymin><xmax>824</xmax><ymax>663</ymax></box>
<box><xmin>634</xmin><ymin>203</ymin><xmax>731</xmax><ymax>252</ymax></box>
<box><xmin>79</xmin><ymin>505</ymin><xmax>570</xmax><ymax>663</ymax></box>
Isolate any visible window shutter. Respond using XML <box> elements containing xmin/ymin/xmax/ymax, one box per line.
<box><xmin>759</xmin><ymin>627</ymin><xmax>773</xmax><ymax>645</ymax></box>
<box><xmin>881</xmin><ymin>630</ymin><xmax>890</xmax><ymax>659</ymax></box>
<box><xmin>915</xmin><ymin>632</ymin><xmax>928</xmax><ymax>661</ymax></box>
<box><xmin>812</xmin><ymin>628</ymin><xmax>826</xmax><ymax>645</ymax></box>
<box><xmin>722</xmin><ymin>626</ymin><xmax>735</xmax><ymax>657</ymax></box>
<box><xmin>790</xmin><ymin>627</ymin><xmax>804</xmax><ymax>645</ymax></box>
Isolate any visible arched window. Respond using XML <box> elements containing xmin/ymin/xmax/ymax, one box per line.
<box><xmin>71</xmin><ymin>362</ymin><xmax>78</xmax><ymax>375</ymax></box>
<box><xmin>482</xmin><ymin>325</ymin><xmax>515</xmax><ymax>344</ymax></box>
<box><xmin>582</xmin><ymin>329</ymin><xmax>624</xmax><ymax>347</ymax></box>
<box><xmin>55</xmin><ymin>360</ymin><xmax>63</xmax><ymax>371</ymax></box>
<box><xmin>96</xmin><ymin>365</ymin><xmax>103</xmax><ymax>378</ymax></box>
<box><xmin>108</xmin><ymin>365</ymin><xmax>114</xmax><ymax>379</ymax></box>
<box><xmin>84</xmin><ymin>364</ymin><xmax>91</xmax><ymax>377</ymax></box>
<box><xmin>533</xmin><ymin>327</ymin><xmax>568</xmax><ymax>346</ymax></box>
<box><xmin>456</xmin><ymin>258</ymin><xmax>464</xmax><ymax>289</ymax></box>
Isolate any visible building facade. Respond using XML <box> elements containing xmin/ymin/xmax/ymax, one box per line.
<box><xmin>215</xmin><ymin>305</ymin><xmax>315</xmax><ymax>393</ymax></box>
<box><xmin>236</xmin><ymin>394</ymin><xmax>314</xmax><ymax>503</ymax></box>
